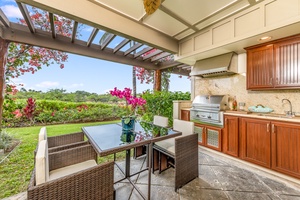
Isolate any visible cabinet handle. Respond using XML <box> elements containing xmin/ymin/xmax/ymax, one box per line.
<box><xmin>267</xmin><ymin>123</ymin><xmax>270</xmax><ymax>132</ymax></box>
<box><xmin>275</xmin><ymin>78</ymin><xmax>279</xmax><ymax>85</ymax></box>
<box><xmin>272</xmin><ymin>124</ymin><xmax>275</xmax><ymax>133</ymax></box>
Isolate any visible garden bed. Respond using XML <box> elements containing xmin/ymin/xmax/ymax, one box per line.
<box><xmin>0</xmin><ymin>139</ymin><xmax>21</xmax><ymax>164</ymax></box>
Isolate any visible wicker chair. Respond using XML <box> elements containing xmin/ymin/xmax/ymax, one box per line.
<box><xmin>153</xmin><ymin>119</ymin><xmax>198</xmax><ymax>191</ymax></box>
<box><xmin>28</xmin><ymin>142</ymin><xmax>114</xmax><ymax>200</ymax></box>
<box><xmin>38</xmin><ymin>127</ymin><xmax>89</xmax><ymax>154</ymax></box>
<box><xmin>134</xmin><ymin>115</ymin><xmax>169</xmax><ymax>158</ymax></box>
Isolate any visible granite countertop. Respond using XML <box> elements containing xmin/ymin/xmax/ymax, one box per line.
<box><xmin>224</xmin><ymin>111</ymin><xmax>300</xmax><ymax>123</ymax></box>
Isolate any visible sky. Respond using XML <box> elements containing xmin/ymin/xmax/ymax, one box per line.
<box><xmin>0</xmin><ymin>0</ymin><xmax>190</xmax><ymax>94</ymax></box>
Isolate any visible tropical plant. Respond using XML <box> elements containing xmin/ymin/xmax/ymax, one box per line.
<box><xmin>109</xmin><ymin>87</ymin><xmax>146</xmax><ymax>124</ymax></box>
<box><xmin>0</xmin><ymin>129</ymin><xmax>14</xmax><ymax>152</ymax></box>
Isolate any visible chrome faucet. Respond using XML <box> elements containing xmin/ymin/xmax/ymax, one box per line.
<box><xmin>282</xmin><ymin>98</ymin><xmax>294</xmax><ymax>116</ymax></box>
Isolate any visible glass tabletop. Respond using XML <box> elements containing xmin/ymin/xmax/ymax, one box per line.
<box><xmin>82</xmin><ymin>121</ymin><xmax>180</xmax><ymax>156</ymax></box>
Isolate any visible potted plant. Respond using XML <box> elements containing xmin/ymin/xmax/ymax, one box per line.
<box><xmin>110</xmin><ymin>87</ymin><xmax>146</xmax><ymax>131</ymax></box>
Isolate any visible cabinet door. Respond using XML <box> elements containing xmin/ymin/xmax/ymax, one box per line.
<box><xmin>194</xmin><ymin>124</ymin><xmax>205</xmax><ymax>146</ymax></box>
<box><xmin>246</xmin><ymin>45</ymin><xmax>274</xmax><ymax>89</ymax></box>
<box><xmin>271</xmin><ymin>121</ymin><xmax>300</xmax><ymax>178</ymax></box>
<box><xmin>274</xmin><ymin>38</ymin><xmax>300</xmax><ymax>88</ymax></box>
<box><xmin>205</xmin><ymin>125</ymin><xmax>222</xmax><ymax>152</ymax></box>
<box><xmin>241</xmin><ymin>118</ymin><xmax>271</xmax><ymax>168</ymax></box>
<box><xmin>223</xmin><ymin>116</ymin><xmax>239</xmax><ymax>157</ymax></box>
<box><xmin>180</xmin><ymin>110</ymin><xmax>190</xmax><ymax>121</ymax></box>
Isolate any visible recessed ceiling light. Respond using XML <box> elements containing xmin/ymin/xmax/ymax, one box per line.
<box><xmin>258</xmin><ymin>36</ymin><xmax>272</xmax><ymax>42</ymax></box>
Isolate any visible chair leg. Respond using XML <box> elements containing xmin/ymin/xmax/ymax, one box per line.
<box><xmin>152</xmin><ymin>149</ymin><xmax>159</xmax><ymax>173</ymax></box>
<box><xmin>159</xmin><ymin>152</ymin><xmax>169</xmax><ymax>173</ymax></box>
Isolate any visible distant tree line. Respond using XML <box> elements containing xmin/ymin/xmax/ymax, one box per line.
<box><xmin>14</xmin><ymin>88</ymin><xmax>119</xmax><ymax>103</ymax></box>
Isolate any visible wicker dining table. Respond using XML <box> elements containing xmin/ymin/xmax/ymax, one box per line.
<box><xmin>82</xmin><ymin>121</ymin><xmax>181</xmax><ymax>200</ymax></box>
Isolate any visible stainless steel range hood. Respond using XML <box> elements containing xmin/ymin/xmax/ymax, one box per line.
<box><xmin>190</xmin><ymin>52</ymin><xmax>238</xmax><ymax>78</ymax></box>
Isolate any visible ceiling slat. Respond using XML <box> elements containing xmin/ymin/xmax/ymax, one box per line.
<box><xmin>0</xmin><ymin>9</ymin><xmax>10</xmax><ymax>27</ymax></box>
<box><xmin>134</xmin><ymin>47</ymin><xmax>154</xmax><ymax>58</ymax></box>
<box><xmin>124</xmin><ymin>43</ymin><xmax>143</xmax><ymax>56</ymax></box>
<box><xmin>16</xmin><ymin>2</ymin><xmax>35</xmax><ymax>33</ymax></box>
<box><xmin>113</xmin><ymin>38</ymin><xmax>130</xmax><ymax>53</ymax></box>
<box><xmin>87</xmin><ymin>28</ymin><xmax>99</xmax><ymax>47</ymax></box>
<box><xmin>143</xmin><ymin>49</ymin><xmax>163</xmax><ymax>60</ymax></box>
<box><xmin>71</xmin><ymin>21</ymin><xmax>78</xmax><ymax>43</ymax></box>
<box><xmin>49</xmin><ymin>12</ymin><xmax>56</xmax><ymax>38</ymax></box>
<box><xmin>101</xmin><ymin>33</ymin><xmax>116</xmax><ymax>50</ymax></box>
<box><xmin>151</xmin><ymin>52</ymin><xmax>171</xmax><ymax>62</ymax></box>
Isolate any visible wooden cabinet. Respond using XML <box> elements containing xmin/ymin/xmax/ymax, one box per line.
<box><xmin>240</xmin><ymin>118</ymin><xmax>271</xmax><ymax>168</ymax></box>
<box><xmin>271</xmin><ymin>121</ymin><xmax>300</xmax><ymax>179</ymax></box>
<box><xmin>273</xmin><ymin>38</ymin><xmax>300</xmax><ymax>88</ymax></box>
<box><xmin>246</xmin><ymin>34</ymin><xmax>300</xmax><ymax>90</ymax></box>
<box><xmin>223</xmin><ymin>115</ymin><xmax>239</xmax><ymax>157</ymax></box>
<box><xmin>246</xmin><ymin>45</ymin><xmax>273</xmax><ymax>90</ymax></box>
<box><xmin>180</xmin><ymin>110</ymin><xmax>190</xmax><ymax>121</ymax></box>
<box><xmin>195</xmin><ymin>123</ymin><xmax>222</xmax><ymax>151</ymax></box>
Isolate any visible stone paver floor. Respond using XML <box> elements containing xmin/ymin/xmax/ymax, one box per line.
<box><xmin>4</xmin><ymin>146</ymin><xmax>300</xmax><ymax>200</ymax></box>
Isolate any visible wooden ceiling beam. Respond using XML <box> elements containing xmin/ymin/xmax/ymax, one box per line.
<box><xmin>134</xmin><ymin>47</ymin><xmax>154</xmax><ymax>58</ymax></box>
<box><xmin>151</xmin><ymin>52</ymin><xmax>171</xmax><ymax>62</ymax></box>
<box><xmin>87</xmin><ymin>28</ymin><xmax>99</xmax><ymax>47</ymax></box>
<box><xmin>16</xmin><ymin>2</ymin><xmax>35</xmax><ymax>33</ymax></box>
<box><xmin>100</xmin><ymin>33</ymin><xmax>116</xmax><ymax>50</ymax></box>
<box><xmin>1</xmin><ymin>23</ymin><xmax>159</xmax><ymax>70</ymax></box>
<box><xmin>49</xmin><ymin>12</ymin><xmax>56</xmax><ymax>38</ymax></box>
<box><xmin>0</xmin><ymin>9</ymin><xmax>10</xmax><ymax>27</ymax></box>
<box><xmin>113</xmin><ymin>38</ymin><xmax>130</xmax><ymax>53</ymax></box>
<box><xmin>143</xmin><ymin>49</ymin><xmax>163</xmax><ymax>60</ymax></box>
<box><xmin>71</xmin><ymin>21</ymin><xmax>78</xmax><ymax>43</ymax></box>
<box><xmin>124</xmin><ymin>43</ymin><xmax>143</xmax><ymax>56</ymax></box>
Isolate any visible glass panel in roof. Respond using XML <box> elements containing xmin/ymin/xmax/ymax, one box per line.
<box><xmin>91</xmin><ymin>29</ymin><xmax>105</xmax><ymax>45</ymax></box>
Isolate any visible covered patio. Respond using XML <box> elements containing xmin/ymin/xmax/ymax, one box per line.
<box><xmin>2</xmin><ymin>0</ymin><xmax>300</xmax><ymax>200</ymax></box>
<box><xmin>5</xmin><ymin>146</ymin><xmax>300</xmax><ymax>200</ymax></box>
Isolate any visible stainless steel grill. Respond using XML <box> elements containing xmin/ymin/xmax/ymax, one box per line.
<box><xmin>190</xmin><ymin>95</ymin><xmax>229</xmax><ymax>127</ymax></box>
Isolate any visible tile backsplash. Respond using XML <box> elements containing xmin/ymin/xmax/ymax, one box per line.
<box><xmin>194</xmin><ymin>74</ymin><xmax>300</xmax><ymax>114</ymax></box>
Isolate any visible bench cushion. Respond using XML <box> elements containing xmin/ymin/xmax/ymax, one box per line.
<box><xmin>38</xmin><ymin>127</ymin><xmax>47</xmax><ymax>142</ymax></box>
<box><xmin>49</xmin><ymin>160</ymin><xmax>97</xmax><ymax>181</ymax></box>
<box><xmin>35</xmin><ymin>140</ymin><xmax>49</xmax><ymax>185</ymax></box>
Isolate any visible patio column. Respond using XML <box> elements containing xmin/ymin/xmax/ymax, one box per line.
<box><xmin>0</xmin><ymin>38</ymin><xmax>9</xmax><ymax>128</ymax></box>
<box><xmin>154</xmin><ymin>69</ymin><xmax>161</xmax><ymax>91</ymax></box>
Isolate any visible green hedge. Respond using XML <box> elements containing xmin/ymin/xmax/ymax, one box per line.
<box><xmin>141</xmin><ymin>90</ymin><xmax>190</xmax><ymax>126</ymax></box>
<box><xmin>2</xmin><ymin>99</ymin><xmax>125</xmax><ymax>127</ymax></box>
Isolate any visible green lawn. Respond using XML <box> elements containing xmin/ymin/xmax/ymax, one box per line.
<box><xmin>0</xmin><ymin>121</ymin><xmax>121</xmax><ymax>199</ymax></box>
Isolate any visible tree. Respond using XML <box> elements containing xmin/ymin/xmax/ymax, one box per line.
<box><xmin>5</xmin><ymin>7</ymin><xmax>81</xmax><ymax>96</ymax></box>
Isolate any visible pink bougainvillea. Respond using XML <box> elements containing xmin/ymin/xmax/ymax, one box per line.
<box><xmin>110</xmin><ymin>87</ymin><xmax>146</xmax><ymax>116</ymax></box>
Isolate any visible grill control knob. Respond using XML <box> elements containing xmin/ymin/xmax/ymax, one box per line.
<box><xmin>208</xmin><ymin>116</ymin><xmax>211</xmax><ymax>119</ymax></box>
<box><xmin>196</xmin><ymin>114</ymin><xmax>200</xmax><ymax>117</ymax></box>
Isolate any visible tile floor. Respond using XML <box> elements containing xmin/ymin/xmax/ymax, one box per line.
<box><xmin>4</xmin><ymin>146</ymin><xmax>300</xmax><ymax>200</ymax></box>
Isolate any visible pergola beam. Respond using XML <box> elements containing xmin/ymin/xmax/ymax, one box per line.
<box><xmin>1</xmin><ymin>23</ymin><xmax>159</xmax><ymax>70</ymax></box>
<box><xmin>49</xmin><ymin>12</ymin><xmax>56</xmax><ymax>38</ymax></box>
<box><xmin>87</xmin><ymin>28</ymin><xmax>99</xmax><ymax>47</ymax></box>
<box><xmin>0</xmin><ymin>9</ymin><xmax>10</xmax><ymax>28</ymax></box>
<box><xmin>134</xmin><ymin>47</ymin><xmax>154</xmax><ymax>58</ymax></box>
<box><xmin>151</xmin><ymin>52</ymin><xmax>171</xmax><ymax>62</ymax></box>
<box><xmin>113</xmin><ymin>38</ymin><xmax>130</xmax><ymax>53</ymax></box>
<box><xmin>71</xmin><ymin>21</ymin><xmax>78</xmax><ymax>43</ymax></box>
<box><xmin>16</xmin><ymin>2</ymin><xmax>35</xmax><ymax>33</ymax></box>
<box><xmin>124</xmin><ymin>43</ymin><xmax>143</xmax><ymax>56</ymax></box>
<box><xmin>16</xmin><ymin>0</ymin><xmax>178</xmax><ymax>53</ymax></box>
<box><xmin>100</xmin><ymin>33</ymin><xmax>116</xmax><ymax>50</ymax></box>
<box><xmin>143</xmin><ymin>50</ymin><xmax>163</xmax><ymax>60</ymax></box>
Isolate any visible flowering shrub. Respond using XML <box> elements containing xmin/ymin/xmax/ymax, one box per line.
<box><xmin>23</xmin><ymin>98</ymin><xmax>36</xmax><ymax>123</ymax></box>
<box><xmin>110</xmin><ymin>87</ymin><xmax>146</xmax><ymax>123</ymax></box>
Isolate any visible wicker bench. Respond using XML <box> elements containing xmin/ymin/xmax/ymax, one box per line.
<box><xmin>28</xmin><ymin>140</ymin><xmax>114</xmax><ymax>200</ymax></box>
<box><xmin>153</xmin><ymin>119</ymin><xmax>198</xmax><ymax>191</ymax></box>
